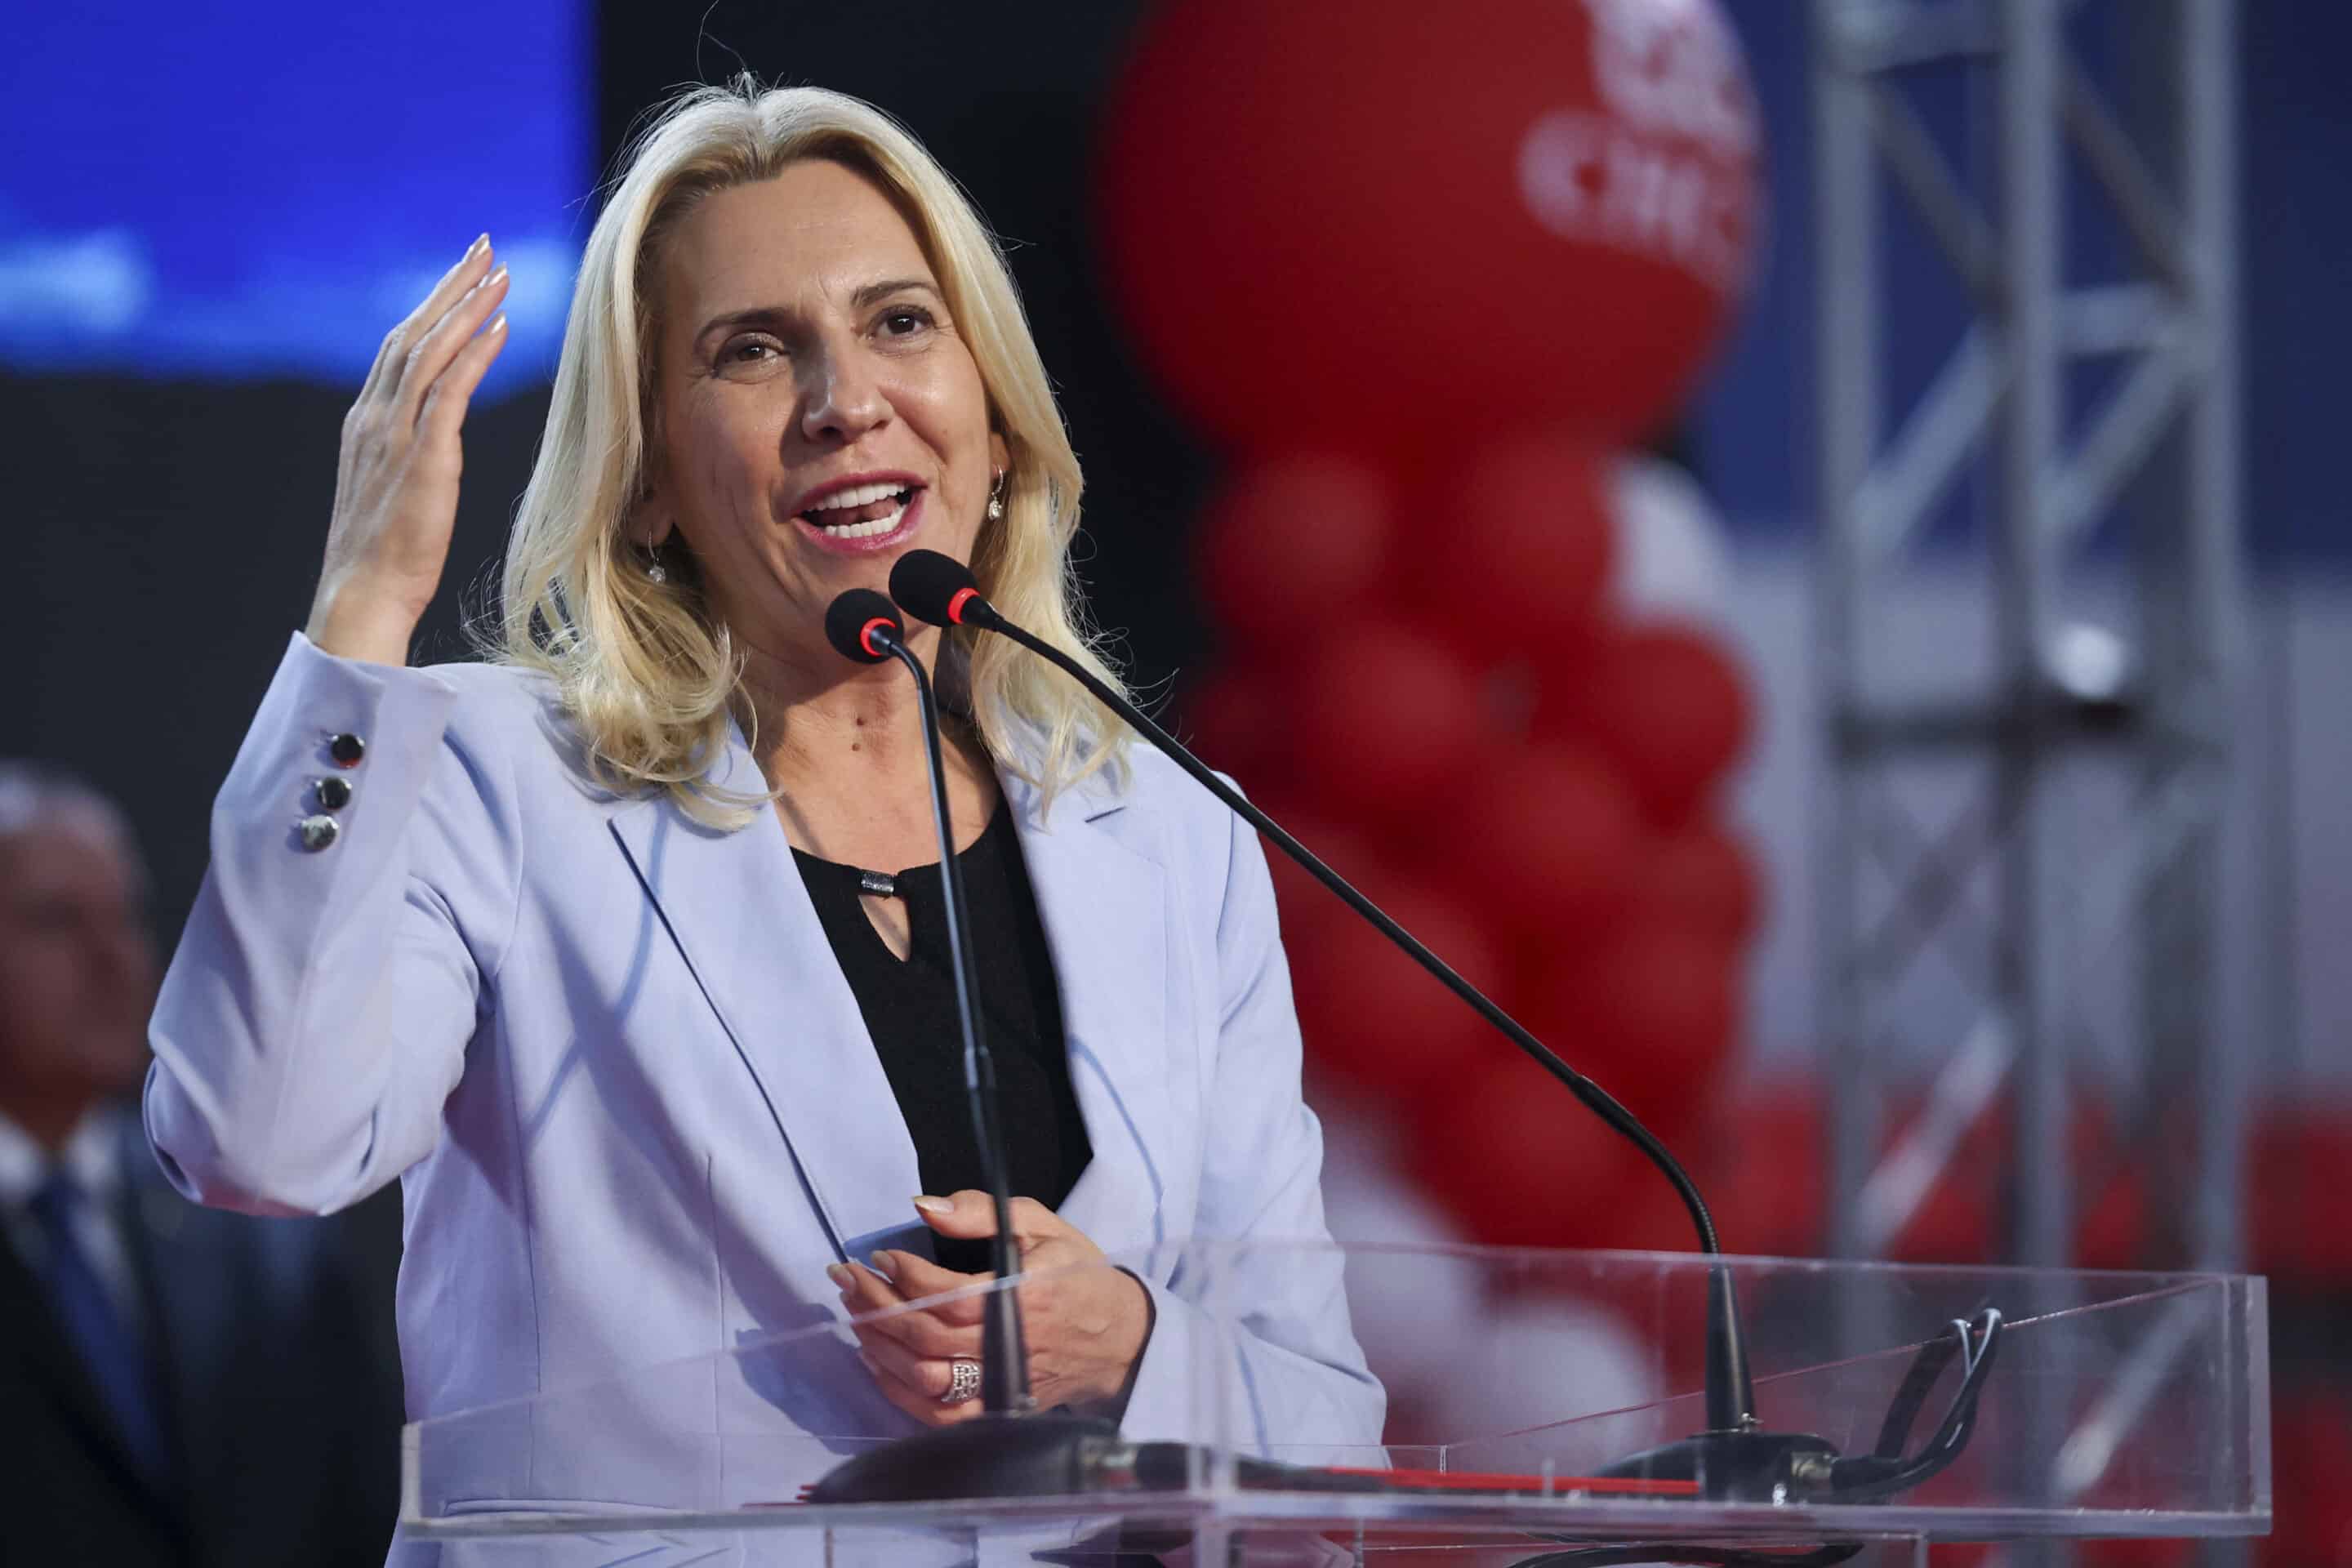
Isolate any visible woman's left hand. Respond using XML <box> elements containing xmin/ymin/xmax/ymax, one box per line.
<box><xmin>829</xmin><ymin>1192</ymin><xmax>1152</xmax><ymax>1427</ymax></box>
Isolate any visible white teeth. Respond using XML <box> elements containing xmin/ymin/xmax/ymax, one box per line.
<box><xmin>818</xmin><ymin>504</ymin><xmax>906</xmax><ymax>540</ymax></box>
<box><xmin>803</xmin><ymin>480</ymin><xmax>909</xmax><ymax>513</ymax></box>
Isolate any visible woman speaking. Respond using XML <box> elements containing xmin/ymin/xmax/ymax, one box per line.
<box><xmin>144</xmin><ymin>78</ymin><xmax>1381</xmax><ymax>1512</ymax></box>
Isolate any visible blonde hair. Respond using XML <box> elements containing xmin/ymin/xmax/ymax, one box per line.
<box><xmin>495</xmin><ymin>78</ymin><xmax>1129</xmax><ymax>826</ymax></box>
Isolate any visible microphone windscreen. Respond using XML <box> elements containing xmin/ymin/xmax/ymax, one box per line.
<box><xmin>889</xmin><ymin>550</ymin><xmax>984</xmax><ymax>627</ymax></box>
<box><xmin>824</xmin><ymin>589</ymin><xmax>903</xmax><ymax>664</ymax></box>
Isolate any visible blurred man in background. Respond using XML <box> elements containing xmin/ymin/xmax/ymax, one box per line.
<box><xmin>0</xmin><ymin>762</ymin><xmax>403</xmax><ymax>1565</ymax></box>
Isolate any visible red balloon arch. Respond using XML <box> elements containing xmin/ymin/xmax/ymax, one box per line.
<box><xmin>1104</xmin><ymin>0</ymin><xmax>1770</xmax><ymax>1255</ymax></box>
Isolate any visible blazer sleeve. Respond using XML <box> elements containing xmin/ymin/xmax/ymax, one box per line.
<box><xmin>1115</xmin><ymin>787</ymin><xmax>1388</xmax><ymax>1456</ymax></box>
<box><xmin>145</xmin><ymin>632</ymin><xmax>521</xmax><ymax>1218</ymax></box>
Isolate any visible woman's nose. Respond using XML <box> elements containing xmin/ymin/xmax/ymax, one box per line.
<box><xmin>799</xmin><ymin>345</ymin><xmax>889</xmax><ymax>443</ymax></box>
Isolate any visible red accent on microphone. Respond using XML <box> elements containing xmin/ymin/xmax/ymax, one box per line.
<box><xmin>1325</xmin><ymin>1467</ymin><xmax>1701</xmax><ymax>1497</ymax></box>
<box><xmin>859</xmin><ymin>617</ymin><xmax>894</xmax><ymax>658</ymax></box>
<box><xmin>946</xmin><ymin>586</ymin><xmax>980</xmax><ymax>626</ymax></box>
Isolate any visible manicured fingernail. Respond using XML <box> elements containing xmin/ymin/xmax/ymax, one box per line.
<box><xmin>485</xmin><ymin>312</ymin><xmax>508</xmax><ymax>335</ymax></box>
<box><xmin>866</xmin><ymin>1251</ymin><xmax>896</xmax><ymax>1281</ymax></box>
<box><xmin>483</xmin><ymin>265</ymin><xmax>508</xmax><ymax>290</ymax></box>
<box><xmin>469</xmin><ymin>233</ymin><xmax>490</xmax><ymax>256</ymax></box>
<box><xmin>825</xmin><ymin>1263</ymin><xmax>851</xmax><ymax>1289</ymax></box>
<box><xmin>913</xmin><ymin>1195</ymin><xmax>953</xmax><ymax>1215</ymax></box>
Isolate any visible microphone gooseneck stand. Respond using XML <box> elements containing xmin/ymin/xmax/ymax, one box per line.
<box><xmin>802</xmin><ymin>559</ymin><xmax>2003</xmax><ymax>1557</ymax></box>
<box><xmin>804</xmin><ymin>590</ymin><xmax>1127</xmax><ymax>1504</ymax></box>
<box><xmin>885</xmin><ymin>549</ymin><xmax>1891</xmax><ymax>1507</ymax></box>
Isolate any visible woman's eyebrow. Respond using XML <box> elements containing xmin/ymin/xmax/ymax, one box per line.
<box><xmin>849</xmin><ymin>277</ymin><xmax>942</xmax><ymax>309</ymax></box>
<box><xmin>697</xmin><ymin>305</ymin><xmax>790</xmax><ymax>341</ymax></box>
<box><xmin>695</xmin><ymin>279</ymin><xmax>944</xmax><ymax>343</ymax></box>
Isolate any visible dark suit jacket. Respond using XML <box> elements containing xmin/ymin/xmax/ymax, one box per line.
<box><xmin>1</xmin><ymin>1104</ymin><xmax>404</xmax><ymax>1566</ymax></box>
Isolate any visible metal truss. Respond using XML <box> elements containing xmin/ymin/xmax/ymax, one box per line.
<box><xmin>1809</xmin><ymin>1</ymin><xmax>2244</xmax><ymax>1533</ymax></box>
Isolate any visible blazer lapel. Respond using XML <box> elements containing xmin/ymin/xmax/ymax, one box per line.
<box><xmin>1004</xmin><ymin>773</ymin><xmax>1176</xmax><ymax>1262</ymax></box>
<box><xmin>608</xmin><ymin>733</ymin><xmax>1180</xmax><ymax>1278</ymax></box>
<box><xmin>606</xmin><ymin>736</ymin><xmax>924</xmax><ymax>1267</ymax></box>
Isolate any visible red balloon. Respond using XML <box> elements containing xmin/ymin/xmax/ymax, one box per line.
<box><xmin>2069</xmin><ymin>1101</ymin><xmax>2149</xmax><ymax>1272</ymax></box>
<box><xmin>1178</xmin><ymin>667</ymin><xmax>1287</xmax><ymax>787</ymax></box>
<box><xmin>1098</xmin><ymin>0</ymin><xmax>1762</xmax><ymax>452</ymax></box>
<box><xmin>1288</xmin><ymin>626</ymin><xmax>1488</xmax><ymax>817</ymax></box>
<box><xmin>2265</xmin><ymin>1393</ymin><xmax>2352</xmax><ymax>1566</ymax></box>
<box><xmin>1196</xmin><ymin>453</ymin><xmax>1396</xmax><ymax>644</ymax></box>
<box><xmin>1887</xmin><ymin>1171</ymin><xmax>1994</xmax><ymax>1265</ymax></box>
<box><xmin>1568</xmin><ymin>1156</ymin><xmax>1704</xmax><ymax>1257</ymax></box>
<box><xmin>1536</xmin><ymin>626</ymin><xmax>1753</xmax><ymax>827</ymax></box>
<box><xmin>1435</xmin><ymin>744</ymin><xmax>1642</xmax><ymax>938</ymax></box>
<box><xmin>1521</xmin><ymin>923</ymin><xmax>1738</xmax><ymax>1139</ymax></box>
<box><xmin>2081</xmin><ymin>1541</ymin><xmax>2193</xmax><ymax>1568</ymax></box>
<box><xmin>1561</xmin><ymin>930</ymin><xmax>1749</xmax><ymax>1142</ymax></box>
<box><xmin>2253</xmin><ymin>1107</ymin><xmax>2352</xmax><ymax>1281</ymax></box>
<box><xmin>1409</xmin><ymin>1056</ymin><xmax>1659</xmax><ymax>1250</ymax></box>
<box><xmin>1250</xmin><ymin>804</ymin><xmax>1381</xmax><ymax>935</ymax></box>
<box><xmin>1416</xmin><ymin>432</ymin><xmax>1617</xmax><ymax>652</ymax></box>
<box><xmin>1642</xmin><ymin>820</ymin><xmax>1763</xmax><ymax>945</ymax></box>
<box><xmin>1695</xmin><ymin>1078</ymin><xmax>1825</xmax><ymax>1258</ymax></box>
<box><xmin>1931</xmin><ymin>1550</ymin><xmax>1997</xmax><ymax>1568</ymax></box>
<box><xmin>1285</xmin><ymin>878</ymin><xmax>1507</xmax><ymax>1098</ymax></box>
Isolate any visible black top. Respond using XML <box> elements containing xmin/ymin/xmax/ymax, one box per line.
<box><xmin>791</xmin><ymin>802</ymin><xmax>1092</xmax><ymax>1276</ymax></box>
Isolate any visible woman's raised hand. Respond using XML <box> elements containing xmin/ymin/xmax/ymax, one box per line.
<box><xmin>306</xmin><ymin>235</ymin><xmax>512</xmax><ymax>666</ymax></box>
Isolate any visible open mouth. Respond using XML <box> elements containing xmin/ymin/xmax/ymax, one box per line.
<box><xmin>797</xmin><ymin>481</ymin><xmax>918</xmax><ymax>539</ymax></box>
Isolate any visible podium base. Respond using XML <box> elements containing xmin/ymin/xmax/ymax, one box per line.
<box><xmin>807</xmin><ymin>1413</ymin><xmax>1133</xmax><ymax>1504</ymax></box>
<box><xmin>1596</xmin><ymin>1428</ymin><xmax>1840</xmax><ymax>1501</ymax></box>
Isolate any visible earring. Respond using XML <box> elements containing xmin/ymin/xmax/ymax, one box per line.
<box><xmin>644</xmin><ymin>548</ymin><xmax>668</xmax><ymax>585</ymax></box>
<box><xmin>987</xmin><ymin>470</ymin><xmax>1007</xmax><ymax>522</ymax></box>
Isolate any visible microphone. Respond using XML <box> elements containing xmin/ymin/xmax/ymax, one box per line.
<box><xmin>807</xmin><ymin>589</ymin><xmax>1127</xmax><ymax>1502</ymax></box>
<box><xmin>821</xmin><ymin>591</ymin><xmax>907</xmax><ymax>667</ymax></box>
<box><xmin>888</xmin><ymin>550</ymin><xmax>1806</xmax><ymax>1497</ymax></box>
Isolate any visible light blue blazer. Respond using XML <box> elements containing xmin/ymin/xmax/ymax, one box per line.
<box><xmin>144</xmin><ymin>633</ymin><xmax>1382</xmax><ymax>1519</ymax></box>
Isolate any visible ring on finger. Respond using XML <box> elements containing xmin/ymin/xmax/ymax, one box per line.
<box><xmin>939</xmin><ymin>1354</ymin><xmax>983</xmax><ymax>1406</ymax></box>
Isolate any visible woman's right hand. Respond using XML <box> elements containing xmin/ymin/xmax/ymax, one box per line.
<box><xmin>305</xmin><ymin>234</ymin><xmax>512</xmax><ymax>666</ymax></box>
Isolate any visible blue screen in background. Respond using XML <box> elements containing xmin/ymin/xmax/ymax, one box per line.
<box><xmin>0</xmin><ymin>2</ymin><xmax>590</xmax><ymax>391</ymax></box>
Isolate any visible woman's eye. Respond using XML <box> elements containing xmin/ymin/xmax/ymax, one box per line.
<box><xmin>721</xmin><ymin>338</ymin><xmax>778</xmax><ymax>366</ymax></box>
<box><xmin>878</xmin><ymin>307</ymin><xmax>933</xmax><ymax>338</ymax></box>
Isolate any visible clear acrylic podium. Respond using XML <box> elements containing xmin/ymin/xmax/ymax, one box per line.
<box><xmin>399</xmin><ymin>1241</ymin><xmax>2268</xmax><ymax>1565</ymax></box>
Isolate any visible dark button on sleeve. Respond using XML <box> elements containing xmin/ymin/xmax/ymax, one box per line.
<box><xmin>313</xmin><ymin>776</ymin><xmax>353</xmax><ymax>812</ymax></box>
<box><xmin>296</xmin><ymin>814</ymin><xmax>341</xmax><ymax>853</ymax></box>
<box><xmin>327</xmin><ymin>733</ymin><xmax>366</xmax><ymax>768</ymax></box>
